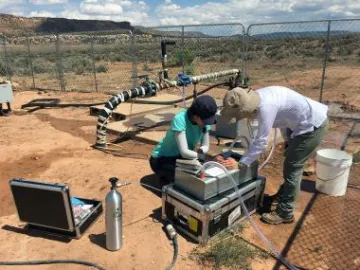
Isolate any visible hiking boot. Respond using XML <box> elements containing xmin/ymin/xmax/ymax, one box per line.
<box><xmin>261</xmin><ymin>211</ymin><xmax>295</xmax><ymax>225</ymax></box>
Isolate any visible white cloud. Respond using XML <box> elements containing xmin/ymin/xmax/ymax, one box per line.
<box><xmin>154</xmin><ymin>0</ymin><xmax>360</xmax><ymax>26</ymax></box>
<box><xmin>29</xmin><ymin>0</ymin><xmax>68</xmax><ymax>4</ymax></box>
<box><xmin>2</xmin><ymin>0</ymin><xmax>359</xmax><ymax>29</ymax></box>
<box><xmin>58</xmin><ymin>1</ymin><xmax>151</xmax><ymax>25</ymax></box>
<box><xmin>29</xmin><ymin>10</ymin><xmax>57</xmax><ymax>17</ymax></box>
<box><xmin>0</xmin><ymin>0</ymin><xmax>24</xmax><ymax>8</ymax></box>
<box><xmin>107</xmin><ymin>0</ymin><xmax>132</xmax><ymax>7</ymax></box>
<box><xmin>80</xmin><ymin>2</ymin><xmax>123</xmax><ymax>15</ymax></box>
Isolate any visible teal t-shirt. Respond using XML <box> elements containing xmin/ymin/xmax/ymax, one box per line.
<box><xmin>151</xmin><ymin>110</ymin><xmax>211</xmax><ymax>158</ymax></box>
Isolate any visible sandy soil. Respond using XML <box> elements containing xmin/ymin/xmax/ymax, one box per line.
<box><xmin>0</xmin><ymin>90</ymin><xmax>359</xmax><ymax>270</ymax></box>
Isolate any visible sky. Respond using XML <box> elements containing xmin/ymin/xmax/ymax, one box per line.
<box><xmin>0</xmin><ymin>0</ymin><xmax>359</xmax><ymax>27</ymax></box>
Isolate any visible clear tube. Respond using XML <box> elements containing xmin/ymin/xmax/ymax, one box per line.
<box><xmin>201</xmin><ymin>161</ymin><xmax>298</xmax><ymax>270</ymax></box>
<box><xmin>258</xmin><ymin>128</ymin><xmax>277</xmax><ymax>171</ymax></box>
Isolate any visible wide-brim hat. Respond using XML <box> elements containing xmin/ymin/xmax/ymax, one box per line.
<box><xmin>220</xmin><ymin>87</ymin><xmax>261</xmax><ymax>120</ymax></box>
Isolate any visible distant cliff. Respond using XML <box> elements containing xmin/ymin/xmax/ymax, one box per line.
<box><xmin>0</xmin><ymin>13</ymin><xmax>135</xmax><ymax>36</ymax></box>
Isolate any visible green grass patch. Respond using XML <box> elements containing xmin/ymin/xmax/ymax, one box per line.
<box><xmin>190</xmin><ymin>224</ymin><xmax>270</xmax><ymax>270</ymax></box>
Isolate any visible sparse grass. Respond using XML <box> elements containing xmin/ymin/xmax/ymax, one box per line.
<box><xmin>190</xmin><ymin>224</ymin><xmax>269</xmax><ymax>270</ymax></box>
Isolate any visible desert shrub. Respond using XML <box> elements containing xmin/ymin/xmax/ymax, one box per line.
<box><xmin>63</xmin><ymin>56</ymin><xmax>93</xmax><ymax>74</ymax></box>
<box><xmin>185</xmin><ymin>63</ymin><xmax>195</xmax><ymax>75</ymax></box>
<box><xmin>0</xmin><ymin>60</ymin><xmax>8</xmax><ymax>76</ymax></box>
<box><xmin>96</xmin><ymin>64</ymin><xmax>108</xmax><ymax>73</ymax></box>
<box><xmin>191</xmin><ymin>224</ymin><xmax>269</xmax><ymax>270</ymax></box>
<box><xmin>142</xmin><ymin>62</ymin><xmax>149</xmax><ymax>71</ymax></box>
<box><xmin>32</xmin><ymin>58</ymin><xmax>52</xmax><ymax>74</ymax></box>
<box><xmin>94</xmin><ymin>54</ymin><xmax>104</xmax><ymax>61</ymax></box>
<box><xmin>175</xmin><ymin>48</ymin><xmax>195</xmax><ymax>66</ymax></box>
<box><xmin>338</xmin><ymin>47</ymin><xmax>351</xmax><ymax>56</ymax></box>
<box><xmin>220</xmin><ymin>53</ymin><xmax>231</xmax><ymax>63</ymax></box>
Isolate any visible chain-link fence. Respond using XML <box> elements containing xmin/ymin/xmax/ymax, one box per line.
<box><xmin>246</xmin><ymin>19</ymin><xmax>360</xmax><ymax>110</ymax></box>
<box><xmin>0</xmin><ymin>30</ymin><xmax>137</xmax><ymax>92</ymax></box>
<box><xmin>246</xmin><ymin>21</ymin><xmax>331</xmax><ymax>102</ymax></box>
<box><xmin>0</xmin><ymin>19</ymin><xmax>359</xmax><ymax>101</ymax></box>
<box><xmin>323</xmin><ymin>20</ymin><xmax>360</xmax><ymax>107</ymax></box>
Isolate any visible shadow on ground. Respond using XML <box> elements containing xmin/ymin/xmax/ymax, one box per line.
<box><xmin>2</xmin><ymin>225</ymin><xmax>72</xmax><ymax>243</ymax></box>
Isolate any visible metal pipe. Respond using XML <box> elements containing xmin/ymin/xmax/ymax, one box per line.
<box><xmin>191</xmin><ymin>69</ymin><xmax>239</xmax><ymax>84</ymax></box>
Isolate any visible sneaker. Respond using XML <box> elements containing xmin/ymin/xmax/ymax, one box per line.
<box><xmin>261</xmin><ymin>211</ymin><xmax>295</xmax><ymax>225</ymax></box>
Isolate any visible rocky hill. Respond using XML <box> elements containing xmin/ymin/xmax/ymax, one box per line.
<box><xmin>0</xmin><ymin>13</ymin><xmax>135</xmax><ymax>36</ymax></box>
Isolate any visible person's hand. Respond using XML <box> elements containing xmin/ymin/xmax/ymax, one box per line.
<box><xmin>197</xmin><ymin>149</ymin><xmax>206</xmax><ymax>161</ymax></box>
<box><xmin>214</xmin><ymin>154</ymin><xmax>224</xmax><ymax>163</ymax></box>
<box><xmin>220</xmin><ymin>157</ymin><xmax>238</xmax><ymax>170</ymax></box>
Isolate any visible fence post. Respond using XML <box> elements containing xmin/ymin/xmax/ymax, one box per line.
<box><xmin>26</xmin><ymin>36</ymin><xmax>35</xmax><ymax>89</ymax></box>
<box><xmin>90</xmin><ymin>36</ymin><xmax>98</xmax><ymax>92</ymax></box>
<box><xmin>2</xmin><ymin>36</ymin><xmax>12</xmax><ymax>82</ymax></box>
<box><xmin>181</xmin><ymin>25</ymin><xmax>185</xmax><ymax>74</ymax></box>
<box><xmin>243</xmin><ymin>27</ymin><xmax>250</xmax><ymax>85</ymax></box>
<box><xmin>130</xmin><ymin>31</ymin><xmax>137</xmax><ymax>87</ymax></box>
<box><xmin>319</xmin><ymin>21</ymin><xmax>332</xmax><ymax>103</ymax></box>
<box><xmin>55</xmin><ymin>33</ymin><xmax>65</xmax><ymax>91</ymax></box>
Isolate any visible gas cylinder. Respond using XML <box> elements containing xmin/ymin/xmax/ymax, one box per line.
<box><xmin>105</xmin><ymin>177</ymin><xmax>122</xmax><ymax>251</ymax></box>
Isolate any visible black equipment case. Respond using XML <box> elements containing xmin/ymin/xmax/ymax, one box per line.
<box><xmin>9</xmin><ymin>178</ymin><xmax>103</xmax><ymax>239</ymax></box>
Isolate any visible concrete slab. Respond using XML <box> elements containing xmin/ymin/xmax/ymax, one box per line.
<box><xmin>90</xmin><ymin>93</ymin><xmax>191</xmax><ymax>120</ymax></box>
<box><xmin>136</xmin><ymin>93</ymin><xmax>181</xmax><ymax>102</ymax></box>
<box><xmin>106</xmin><ymin>107</ymin><xmax>182</xmax><ymax>144</ymax></box>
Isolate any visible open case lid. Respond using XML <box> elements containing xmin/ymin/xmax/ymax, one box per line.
<box><xmin>9</xmin><ymin>178</ymin><xmax>76</xmax><ymax>232</ymax></box>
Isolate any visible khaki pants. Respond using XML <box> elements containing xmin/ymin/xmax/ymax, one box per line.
<box><xmin>276</xmin><ymin>119</ymin><xmax>329</xmax><ymax>218</ymax></box>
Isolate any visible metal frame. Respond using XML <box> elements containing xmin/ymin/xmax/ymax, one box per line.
<box><xmin>161</xmin><ymin>178</ymin><xmax>263</xmax><ymax>245</ymax></box>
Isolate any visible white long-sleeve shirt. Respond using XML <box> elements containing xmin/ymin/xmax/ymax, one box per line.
<box><xmin>240</xmin><ymin>86</ymin><xmax>328</xmax><ymax>166</ymax></box>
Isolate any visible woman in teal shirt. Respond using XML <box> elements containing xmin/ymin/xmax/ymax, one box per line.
<box><xmin>149</xmin><ymin>95</ymin><xmax>218</xmax><ymax>183</ymax></box>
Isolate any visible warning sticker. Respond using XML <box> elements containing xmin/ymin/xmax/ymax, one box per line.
<box><xmin>228</xmin><ymin>206</ymin><xmax>241</xmax><ymax>226</ymax></box>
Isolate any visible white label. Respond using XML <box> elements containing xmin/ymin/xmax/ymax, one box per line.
<box><xmin>228</xmin><ymin>206</ymin><xmax>241</xmax><ymax>226</ymax></box>
<box><xmin>205</xmin><ymin>167</ymin><xmax>225</xmax><ymax>177</ymax></box>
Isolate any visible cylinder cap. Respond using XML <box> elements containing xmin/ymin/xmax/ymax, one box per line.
<box><xmin>109</xmin><ymin>177</ymin><xmax>118</xmax><ymax>189</ymax></box>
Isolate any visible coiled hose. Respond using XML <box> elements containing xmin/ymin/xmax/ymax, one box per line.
<box><xmin>201</xmin><ymin>161</ymin><xmax>298</xmax><ymax>270</ymax></box>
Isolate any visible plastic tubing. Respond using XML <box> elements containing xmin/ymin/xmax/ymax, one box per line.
<box><xmin>258</xmin><ymin>128</ymin><xmax>278</xmax><ymax>171</ymax></box>
<box><xmin>201</xmin><ymin>161</ymin><xmax>298</xmax><ymax>270</ymax></box>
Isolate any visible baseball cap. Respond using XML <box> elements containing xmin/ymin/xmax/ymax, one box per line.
<box><xmin>189</xmin><ymin>95</ymin><xmax>218</xmax><ymax>125</ymax></box>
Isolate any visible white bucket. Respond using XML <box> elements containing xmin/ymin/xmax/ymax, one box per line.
<box><xmin>315</xmin><ymin>149</ymin><xmax>353</xmax><ymax>196</ymax></box>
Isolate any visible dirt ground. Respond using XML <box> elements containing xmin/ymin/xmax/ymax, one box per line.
<box><xmin>0</xmin><ymin>90</ymin><xmax>359</xmax><ymax>270</ymax></box>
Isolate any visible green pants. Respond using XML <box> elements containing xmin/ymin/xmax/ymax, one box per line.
<box><xmin>276</xmin><ymin>119</ymin><xmax>329</xmax><ymax>218</ymax></box>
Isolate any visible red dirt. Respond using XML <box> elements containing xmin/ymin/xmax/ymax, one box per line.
<box><xmin>0</xmin><ymin>90</ymin><xmax>359</xmax><ymax>270</ymax></box>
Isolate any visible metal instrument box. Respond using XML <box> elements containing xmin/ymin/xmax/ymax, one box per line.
<box><xmin>174</xmin><ymin>160</ymin><xmax>258</xmax><ymax>201</ymax></box>
<box><xmin>9</xmin><ymin>178</ymin><xmax>103</xmax><ymax>239</ymax></box>
<box><xmin>0</xmin><ymin>81</ymin><xmax>13</xmax><ymax>103</ymax></box>
<box><xmin>162</xmin><ymin>176</ymin><xmax>265</xmax><ymax>245</ymax></box>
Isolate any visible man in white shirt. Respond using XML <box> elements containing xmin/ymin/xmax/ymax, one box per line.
<box><xmin>219</xmin><ymin>86</ymin><xmax>328</xmax><ymax>225</ymax></box>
